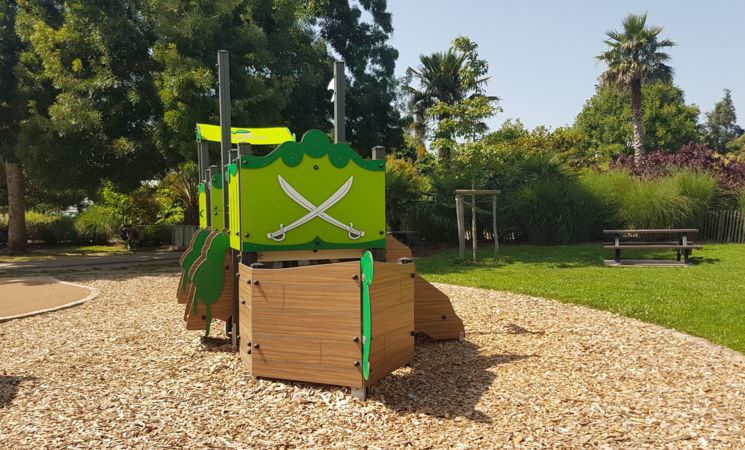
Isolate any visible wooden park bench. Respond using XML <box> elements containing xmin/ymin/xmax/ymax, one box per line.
<box><xmin>603</xmin><ymin>229</ymin><xmax>703</xmax><ymax>266</ymax></box>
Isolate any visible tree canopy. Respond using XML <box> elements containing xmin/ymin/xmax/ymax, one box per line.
<box><xmin>574</xmin><ymin>83</ymin><xmax>700</xmax><ymax>158</ymax></box>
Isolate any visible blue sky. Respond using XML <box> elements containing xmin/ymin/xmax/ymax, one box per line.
<box><xmin>387</xmin><ymin>0</ymin><xmax>744</xmax><ymax>131</ymax></box>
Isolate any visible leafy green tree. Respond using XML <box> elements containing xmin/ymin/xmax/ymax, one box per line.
<box><xmin>705</xmin><ymin>89</ymin><xmax>740</xmax><ymax>152</ymax></box>
<box><xmin>406</xmin><ymin>36</ymin><xmax>499</xmax><ymax>159</ymax></box>
<box><xmin>574</xmin><ymin>83</ymin><xmax>700</xmax><ymax>158</ymax></box>
<box><xmin>313</xmin><ymin>0</ymin><xmax>403</xmax><ymax>155</ymax></box>
<box><xmin>597</xmin><ymin>13</ymin><xmax>675</xmax><ymax>165</ymax></box>
<box><xmin>0</xmin><ymin>0</ymin><xmax>27</xmax><ymax>252</ymax></box>
<box><xmin>149</xmin><ymin>0</ymin><xmax>333</xmax><ymax>163</ymax></box>
<box><xmin>157</xmin><ymin>161</ymin><xmax>199</xmax><ymax>225</ymax></box>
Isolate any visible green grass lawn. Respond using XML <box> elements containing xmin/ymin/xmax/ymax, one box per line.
<box><xmin>0</xmin><ymin>244</ymin><xmax>132</xmax><ymax>262</ymax></box>
<box><xmin>416</xmin><ymin>243</ymin><xmax>745</xmax><ymax>354</ymax></box>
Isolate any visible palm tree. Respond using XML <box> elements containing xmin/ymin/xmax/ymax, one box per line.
<box><xmin>597</xmin><ymin>13</ymin><xmax>675</xmax><ymax>165</ymax></box>
<box><xmin>405</xmin><ymin>49</ymin><xmax>466</xmax><ymax>159</ymax></box>
<box><xmin>405</xmin><ymin>48</ymin><xmax>493</xmax><ymax>160</ymax></box>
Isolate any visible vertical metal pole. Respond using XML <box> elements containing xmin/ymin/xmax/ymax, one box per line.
<box><xmin>198</xmin><ymin>141</ymin><xmax>209</xmax><ymax>182</ymax></box>
<box><xmin>217</xmin><ymin>50</ymin><xmax>238</xmax><ymax>348</ymax></box>
<box><xmin>456</xmin><ymin>195</ymin><xmax>465</xmax><ymax>259</ymax></box>
<box><xmin>333</xmin><ymin>61</ymin><xmax>345</xmax><ymax>143</ymax></box>
<box><xmin>197</xmin><ymin>142</ymin><xmax>203</xmax><ymax>183</ymax></box>
<box><xmin>372</xmin><ymin>146</ymin><xmax>386</xmax><ymax>161</ymax></box>
<box><xmin>218</xmin><ymin>50</ymin><xmax>231</xmax><ymax>230</ymax></box>
<box><xmin>492</xmin><ymin>195</ymin><xmax>499</xmax><ymax>257</ymax></box>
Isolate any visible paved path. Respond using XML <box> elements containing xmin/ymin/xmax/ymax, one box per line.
<box><xmin>0</xmin><ymin>251</ymin><xmax>181</xmax><ymax>273</ymax></box>
<box><xmin>0</xmin><ymin>276</ymin><xmax>99</xmax><ymax>321</ymax></box>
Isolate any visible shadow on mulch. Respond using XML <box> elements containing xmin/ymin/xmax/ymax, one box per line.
<box><xmin>0</xmin><ymin>375</ymin><xmax>36</xmax><ymax>408</ymax></box>
<box><xmin>200</xmin><ymin>336</ymin><xmax>234</xmax><ymax>353</ymax></box>
<box><xmin>373</xmin><ymin>337</ymin><xmax>534</xmax><ymax>423</ymax></box>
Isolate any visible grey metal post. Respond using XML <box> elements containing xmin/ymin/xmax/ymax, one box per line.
<box><xmin>198</xmin><ymin>141</ymin><xmax>209</xmax><ymax>181</ymax></box>
<box><xmin>237</xmin><ymin>142</ymin><xmax>252</xmax><ymax>157</ymax></box>
<box><xmin>333</xmin><ymin>61</ymin><xmax>345</xmax><ymax>143</ymax></box>
<box><xmin>372</xmin><ymin>146</ymin><xmax>386</xmax><ymax>160</ymax></box>
<box><xmin>217</xmin><ymin>50</ymin><xmax>238</xmax><ymax>348</ymax></box>
<box><xmin>197</xmin><ymin>142</ymin><xmax>203</xmax><ymax>183</ymax></box>
<box><xmin>218</xmin><ymin>50</ymin><xmax>231</xmax><ymax>229</ymax></box>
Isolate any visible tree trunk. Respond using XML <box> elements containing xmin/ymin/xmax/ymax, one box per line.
<box><xmin>630</xmin><ymin>79</ymin><xmax>645</xmax><ymax>166</ymax></box>
<box><xmin>5</xmin><ymin>160</ymin><xmax>27</xmax><ymax>253</ymax></box>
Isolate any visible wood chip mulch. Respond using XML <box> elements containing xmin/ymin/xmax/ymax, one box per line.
<box><xmin>1</xmin><ymin>271</ymin><xmax>743</xmax><ymax>449</ymax></box>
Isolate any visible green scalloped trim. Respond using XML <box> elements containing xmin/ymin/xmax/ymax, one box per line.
<box><xmin>242</xmin><ymin>237</ymin><xmax>386</xmax><ymax>252</ymax></box>
<box><xmin>195</xmin><ymin>124</ymin><xmax>202</xmax><ymax>142</ymax></box>
<box><xmin>239</xmin><ymin>129</ymin><xmax>385</xmax><ymax>172</ymax></box>
<box><xmin>197</xmin><ymin>183</ymin><xmax>205</xmax><ymax>193</ymax></box>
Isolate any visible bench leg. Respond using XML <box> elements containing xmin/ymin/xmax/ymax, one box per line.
<box><xmin>614</xmin><ymin>249</ymin><xmax>621</xmax><ymax>261</ymax></box>
<box><xmin>684</xmin><ymin>249</ymin><xmax>690</xmax><ymax>264</ymax></box>
<box><xmin>676</xmin><ymin>249</ymin><xmax>681</xmax><ymax>262</ymax></box>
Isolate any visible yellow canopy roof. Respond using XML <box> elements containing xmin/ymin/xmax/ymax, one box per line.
<box><xmin>196</xmin><ymin>123</ymin><xmax>295</xmax><ymax>145</ymax></box>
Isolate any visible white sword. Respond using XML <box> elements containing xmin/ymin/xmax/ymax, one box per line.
<box><xmin>278</xmin><ymin>176</ymin><xmax>364</xmax><ymax>240</ymax></box>
<box><xmin>267</xmin><ymin>176</ymin><xmax>354</xmax><ymax>241</ymax></box>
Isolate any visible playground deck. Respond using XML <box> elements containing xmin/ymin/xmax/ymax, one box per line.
<box><xmin>1</xmin><ymin>272</ymin><xmax>743</xmax><ymax>448</ymax></box>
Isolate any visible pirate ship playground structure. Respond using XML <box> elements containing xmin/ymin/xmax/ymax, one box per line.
<box><xmin>176</xmin><ymin>53</ymin><xmax>464</xmax><ymax>399</ymax></box>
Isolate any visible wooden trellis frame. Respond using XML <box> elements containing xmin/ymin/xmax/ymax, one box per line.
<box><xmin>455</xmin><ymin>189</ymin><xmax>500</xmax><ymax>262</ymax></box>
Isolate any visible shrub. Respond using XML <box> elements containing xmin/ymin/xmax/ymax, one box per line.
<box><xmin>736</xmin><ymin>187</ymin><xmax>745</xmax><ymax>212</ymax></box>
<box><xmin>612</xmin><ymin>142</ymin><xmax>745</xmax><ymax>190</ymax></box>
<box><xmin>513</xmin><ymin>176</ymin><xmax>605</xmax><ymax>244</ymax></box>
<box><xmin>672</xmin><ymin>170</ymin><xmax>719</xmax><ymax>227</ymax></box>
<box><xmin>75</xmin><ymin>205</ymin><xmax>121</xmax><ymax>244</ymax></box>
<box><xmin>385</xmin><ymin>156</ymin><xmax>426</xmax><ymax>230</ymax></box>
<box><xmin>25</xmin><ymin>210</ymin><xmax>79</xmax><ymax>244</ymax></box>
<box><xmin>618</xmin><ymin>177</ymin><xmax>693</xmax><ymax>229</ymax></box>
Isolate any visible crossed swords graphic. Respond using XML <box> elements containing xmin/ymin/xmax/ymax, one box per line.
<box><xmin>267</xmin><ymin>175</ymin><xmax>365</xmax><ymax>241</ymax></box>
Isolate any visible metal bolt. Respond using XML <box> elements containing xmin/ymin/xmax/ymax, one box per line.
<box><xmin>353</xmin><ymin>361</ymin><xmax>360</xmax><ymax>367</ymax></box>
<box><xmin>352</xmin><ymin>274</ymin><xmax>359</xmax><ymax>280</ymax></box>
<box><xmin>253</xmin><ymin>343</ymin><xmax>260</xmax><ymax>349</ymax></box>
<box><xmin>410</xmin><ymin>273</ymin><xmax>415</xmax><ymax>278</ymax></box>
<box><xmin>352</xmin><ymin>336</ymin><xmax>360</xmax><ymax>342</ymax></box>
<box><xmin>253</xmin><ymin>280</ymin><xmax>260</xmax><ymax>285</ymax></box>
<box><xmin>441</xmin><ymin>315</ymin><xmax>447</xmax><ymax>320</ymax></box>
<box><xmin>241</xmin><ymin>300</ymin><xmax>245</xmax><ymax>305</ymax></box>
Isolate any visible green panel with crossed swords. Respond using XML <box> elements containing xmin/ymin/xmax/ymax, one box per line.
<box><xmin>237</xmin><ymin>130</ymin><xmax>386</xmax><ymax>252</ymax></box>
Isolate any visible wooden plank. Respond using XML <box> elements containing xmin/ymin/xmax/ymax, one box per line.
<box><xmin>385</xmin><ymin>235</ymin><xmax>413</xmax><ymax>262</ymax></box>
<box><xmin>257</xmin><ymin>248</ymin><xmax>363</xmax><ymax>263</ymax></box>
<box><xmin>602</xmin><ymin>229</ymin><xmax>698</xmax><ymax>234</ymax></box>
<box><xmin>456</xmin><ymin>195</ymin><xmax>465</xmax><ymax>258</ymax></box>
<box><xmin>454</xmin><ymin>189</ymin><xmax>501</xmax><ymax>195</ymax></box>
<box><xmin>414</xmin><ymin>275</ymin><xmax>464</xmax><ymax>340</ymax></box>
<box><xmin>251</xmin><ymin>359</ymin><xmax>362</xmax><ymax>389</ymax></box>
<box><xmin>247</xmin><ymin>261</ymin><xmax>363</xmax><ymax>388</ymax></box>
<box><xmin>367</xmin><ymin>262</ymin><xmax>414</xmax><ymax>386</ymax></box>
<box><xmin>603</xmin><ymin>244</ymin><xmax>702</xmax><ymax>249</ymax></box>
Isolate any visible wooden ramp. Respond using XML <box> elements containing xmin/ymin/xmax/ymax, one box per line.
<box><xmin>385</xmin><ymin>235</ymin><xmax>465</xmax><ymax>340</ymax></box>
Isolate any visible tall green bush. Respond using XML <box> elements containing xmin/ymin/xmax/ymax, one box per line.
<box><xmin>672</xmin><ymin>170</ymin><xmax>719</xmax><ymax>227</ymax></box>
<box><xmin>25</xmin><ymin>211</ymin><xmax>79</xmax><ymax>244</ymax></box>
<box><xmin>385</xmin><ymin>156</ymin><xmax>426</xmax><ymax>231</ymax></box>
<box><xmin>618</xmin><ymin>177</ymin><xmax>693</xmax><ymax>229</ymax></box>
<box><xmin>74</xmin><ymin>205</ymin><xmax>120</xmax><ymax>244</ymax></box>
<box><xmin>736</xmin><ymin>187</ymin><xmax>745</xmax><ymax>212</ymax></box>
<box><xmin>513</xmin><ymin>176</ymin><xmax>605</xmax><ymax>244</ymax></box>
